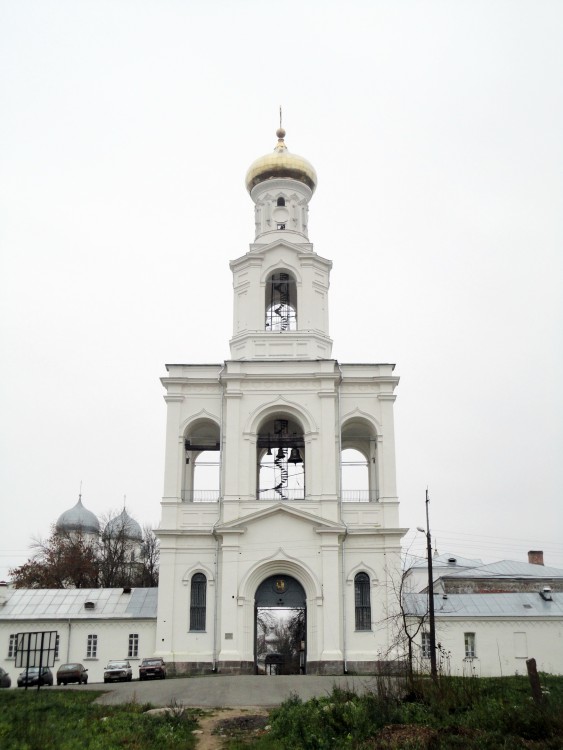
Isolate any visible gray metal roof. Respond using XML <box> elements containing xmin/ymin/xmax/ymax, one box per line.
<box><xmin>0</xmin><ymin>588</ymin><xmax>157</xmax><ymax>621</ymax></box>
<box><xmin>441</xmin><ymin>560</ymin><xmax>563</xmax><ymax>579</ymax></box>
<box><xmin>406</xmin><ymin>552</ymin><xmax>483</xmax><ymax>570</ymax></box>
<box><xmin>404</xmin><ymin>591</ymin><xmax>563</xmax><ymax>618</ymax></box>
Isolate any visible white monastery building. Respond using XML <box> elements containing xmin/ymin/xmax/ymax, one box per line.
<box><xmin>154</xmin><ymin>127</ymin><xmax>406</xmax><ymax>675</ymax></box>
<box><xmin>2</xmin><ymin>129</ymin><xmax>561</xmax><ymax>683</ymax></box>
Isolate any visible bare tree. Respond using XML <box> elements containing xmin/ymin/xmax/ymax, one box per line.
<box><xmin>380</xmin><ymin>555</ymin><xmax>429</xmax><ymax>688</ymax></box>
<box><xmin>9</xmin><ymin>514</ymin><xmax>160</xmax><ymax>589</ymax></box>
<box><xmin>286</xmin><ymin>608</ymin><xmax>306</xmax><ymax>658</ymax></box>
<box><xmin>395</xmin><ymin>564</ymin><xmax>428</xmax><ymax>686</ymax></box>
<box><xmin>139</xmin><ymin>524</ymin><xmax>159</xmax><ymax>586</ymax></box>
<box><xmin>9</xmin><ymin>526</ymin><xmax>99</xmax><ymax>589</ymax></box>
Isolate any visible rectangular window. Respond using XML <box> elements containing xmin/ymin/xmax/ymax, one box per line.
<box><xmin>421</xmin><ymin>632</ymin><xmax>431</xmax><ymax>659</ymax></box>
<box><xmin>354</xmin><ymin>573</ymin><xmax>371</xmax><ymax>631</ymax></box>
<box><xmin>464</xmin><ymin>632</ymin><xmax>476</xmax><ymax>658</ymax></box>
<box><xmin>190</xmin><ymin>573</ymin><xmax>207</xmax><ymax>631</ymax></box>
<box><xmin>8</xmin><ymin>634</ymin><xmax>17</xmax><ymax>659</ymax></box>
<box><xmin>128</xmin><ymin>634</ymin><xmax>139</xmax><ymax>658</ymax></box>
<box><xmin>54</xmin><ymin>634</ymin><xmax>60</xmax><ymax>660</ymax></box>
<box><xmin>86</xmin><ymin>634</ymin><xmax>97</xmax><ymax>659</ymax></box>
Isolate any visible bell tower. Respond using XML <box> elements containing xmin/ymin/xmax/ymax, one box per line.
<box><xmin>156</xmin><ymin>126</ymin><xmax>405</xmax><ymax>677</ymax></box>
<box><xmin>230</xmin><ymin>128</ymin><xmax>333</xmax><ymax>361</ymax></box>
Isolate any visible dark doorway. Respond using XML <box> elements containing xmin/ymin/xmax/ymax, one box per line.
<box><xmin>255</xmin><ymin>574</ymin><xmax>306</xmax><ymax>675</ymax></box>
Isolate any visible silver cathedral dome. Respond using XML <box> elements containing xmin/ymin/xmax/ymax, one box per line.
<box><xmin>106</xmin><ymin>508</ymin><xmax>143</xmax><ymax>541</ymax></box>
<box><xmin>56</xmin><ymin>495</ymin><xmax>100</xmax><ymax>535</ymax></box>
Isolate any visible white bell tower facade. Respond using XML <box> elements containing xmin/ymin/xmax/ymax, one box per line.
<box><xmin>155</xmin><ymin>128</ymin><xmax>406</xmax><ymax>675</ymax></box>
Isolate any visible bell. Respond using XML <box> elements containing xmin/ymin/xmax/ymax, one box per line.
<box><xmin>266</xmin><ymin>446</ymin><xmax>272</xmax><ymax>456</ymax></box>
<box><xmin>288</xmin><ymin>448</ymin><xmax>303</xmax><ymax>464</ymax></box>
<box><xmin>276</xmin><ymin>447</ymin><xmax>285</xmax><ymax>460</ymax></box>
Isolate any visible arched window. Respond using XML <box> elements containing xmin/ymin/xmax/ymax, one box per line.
<box><xmin>354</xmin><ymin>572</ymin><xmax>371</xmax><ymax>631</ymax></box>
<box><xmin>276</xmin><ymin>197</ymin><xmax>285</xmax><ymax>206</ymax></box>
<box><xmin>190</xmin><ymin>573</ymin><xmax>207</xmax><ymax>631</ymax></box>
<box><xmin>265</xmin><ymin>271</ymin><xmax>297</xmax><ymax>331</ymax></box>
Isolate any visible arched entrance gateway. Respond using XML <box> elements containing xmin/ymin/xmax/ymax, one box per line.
<box><xmin>255</xmin><ymin>574</ymin><xmax>306</xmax><ymax>675</ymax></box>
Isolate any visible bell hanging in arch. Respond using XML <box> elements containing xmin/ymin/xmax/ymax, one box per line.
<box><xmin>287</xmin><ymin>448</ymin><xmax>303</xmax><ymax>464</ymax></box>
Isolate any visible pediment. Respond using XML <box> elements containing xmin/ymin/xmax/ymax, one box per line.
<box><xmin>215</xmin><ymin>503</ymin><xmax>345</xmax><ymax>535</ymax></box>
<box><xmin>251</xmin><ymin>238</ymin><xmax>313</xmax><ymax>257</ymax></box>
<box><xmin>230</xmin><ymin>240</ymin><xmax>331</xmax><ymax>274</ymax></box>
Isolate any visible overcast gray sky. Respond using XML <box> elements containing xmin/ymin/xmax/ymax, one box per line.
<box><xmin>1</xmin><ymin>0</ymin><xmax>562</xmax><ymax>580</ymax></box>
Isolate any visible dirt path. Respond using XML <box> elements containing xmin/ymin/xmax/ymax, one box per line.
<box><xmin>195</xmin><ymin>707</ymin><xmax>269</xmax><ymax>750</ymax></box>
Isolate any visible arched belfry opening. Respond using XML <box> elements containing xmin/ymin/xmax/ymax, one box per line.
<box><xmin>182</xmin><ymin>418</ymin><xmax>221</xmax><ymax>502</ymax></box>
<box><xmin>255</xmin><ymin>574</ymin><xmax>306</xmax><ymax>675</ymax></box>
<box><xmin>265</xmin><ymin>270</ymin><xmax>297</xmax><ymax>331</ymax></box>
<box><xmin>341</xmin><ymin>418</ymin><xmax>379</xmax><ymax>501</ymax></box>
<box><xmin>257</xmin><ymin>416</ymin><xmax>305</xmax><ymax>500</ymax></box>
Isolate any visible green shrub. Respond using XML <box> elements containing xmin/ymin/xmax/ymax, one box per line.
<box><xmin>265</xmin><ymin>689</ymin><xmax>405</xmax><ymax>749</ymax></box>
<box><xmin>225</xmin><ymin>675</ymin><xmax>563</xmax><ymax>750</ymax></box>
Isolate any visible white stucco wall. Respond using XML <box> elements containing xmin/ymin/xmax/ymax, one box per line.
<box><xmin>414</xmin><ymin>617</ymin><xmax>563</xmax><ymax>677</ymax></box>
<box><xmin>0</xmin><ymin>619</ymin><xmax>156</xmax><ymax>685</ymax></box>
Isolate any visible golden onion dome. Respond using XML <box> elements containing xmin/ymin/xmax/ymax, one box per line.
<box><xmin>245</xmin><ymin>128</ymin><xmax>317</xmax><ymax>194</ymax></box>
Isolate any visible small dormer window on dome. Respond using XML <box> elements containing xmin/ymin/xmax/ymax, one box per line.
<box><xmin>276</xmin><ymin>197</ymin><xmax>285</xmax><ymax>207</ymax></box>
<box><xmin>265</xmin><ymin>271</ymin><xmax>297</xmax><ymax>331</ymax></box>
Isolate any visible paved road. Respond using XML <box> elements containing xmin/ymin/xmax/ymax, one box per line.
<box><xmin>74</xmin><ymin>675</ymin><xmax>380</xmax><ymax>707</ymax></box>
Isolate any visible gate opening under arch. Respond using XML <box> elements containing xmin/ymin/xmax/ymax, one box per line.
<box><xmin>254</xmin><ymin>574</ymin><xmax>306</xmax><ymax>675</ymax></box>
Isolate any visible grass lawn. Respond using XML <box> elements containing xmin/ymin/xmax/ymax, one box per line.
<box><xmin>0</xmin><ymin>689</ymin><xmax>201</xmax><ymax>750</ymax></box>
<box><xmin>3</xmin><ymin>674</ymin><xmax>562</xmax><ymax>750</ymax></box>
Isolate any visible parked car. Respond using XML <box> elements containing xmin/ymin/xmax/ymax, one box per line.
<box><xmin>138</xmin><ymin>657</ymin><xmax>166</xmax><ymax>680</ymax></box>
<box><xmin>0</xmin><ymin>667</ymin><xmax>11</xmax><ymax>688</ymax></box>
<box><xmin>17</xmin><ymin>667</ymin><xmax>53</xmax><ymax>687</ymax></box>
<box><xmin>56</xmin><ymin>663</ymin><xmax>88</xmax><ymax>685</ymax></box>
<box><xmin>103</xmin><ymin>660</ymin><xmax>132</xmax><ymax>683</ymax></box>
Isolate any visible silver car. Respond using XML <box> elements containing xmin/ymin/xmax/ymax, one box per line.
<box><xmin>103</xmin><ymin>660</ymin><xmax>132</xmax><ymax>683</ymax></box>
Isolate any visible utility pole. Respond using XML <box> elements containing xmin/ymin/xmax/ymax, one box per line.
<box><xmin>418</xmin><ymin>489</ymin><xmax>438</xmax><ymax>680</ymax></box>
<box><xmin>425</xmin><ymin>489</ymin><xmax>438</xmax><ymax>680</ymax></box>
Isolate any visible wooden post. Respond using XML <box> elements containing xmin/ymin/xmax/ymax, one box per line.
<box><xmin>526</xmin><ymin>658</ymin><xmax>544</xmax><ymax>705</ymax></box>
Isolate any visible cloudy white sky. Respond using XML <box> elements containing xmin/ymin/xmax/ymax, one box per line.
<box><xmin>1</xmin><ymin>0</ymin><xmax>562</xmax><ymax>580</ymax></box>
